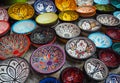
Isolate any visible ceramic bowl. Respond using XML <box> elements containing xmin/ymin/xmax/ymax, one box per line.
<box><xmin>75</xmin><ymin>0</ymin><xmax>93</xmax><ymax>6</ymax></box>
<box><xmin>99</xmin><ymin>49</ymin><xmax>120</xmax><ymax>68</ymax></box>
<box><xmin>88</xmin><ymin>32</ymin><xmax>112</xmax><ymax>48</ymax></box>
<box><xmin>113</xmin><ymin>11</ymin><xmax>120</xmax><ymax>20</ymax></box>
<box><xmin>112</xmin><ymin>43</ymin><xmax>120</xmax><ymax>55</ymax></box>
<box><xmin>0</xmin><ymin>57</ymin><xmax>30</xmax><ymax>83</ymax></box>
<box><xmin>30</xmin><ymin>44</ymin><xmax>66</xmax><ymax>74</ymax></box>
<box><xmin>78</xmin><ymin>19</ymin><xmax>101</xmax><ymax>32</ymax></box>
<box><xmin>55</xmin><ymin>23</ymin><xmax>80</xmax><ymax>40</ymax></box>
<box><xmin>34</xmin><ymin>0</ymin><xmax>57</xmax><ymax>14</ymax></box>
<box><xmin>55</xmin><ymin>0</ymin><xmax>77</xmax><ymax>11</ymax></box>
<box><xmin>65</xmin><ymin>37</ymin><xmax>96</xmax><ymax>60</ymax></box>
<box><xmin>61</xmin><ymin>67</ymin><xmax>84</xmax><ymax>83</ymax></box>
<box><xmin>39</xmin><ymin>77</ymin><xmax>61</xmax><ymax>83</ymax></box>
<box><xmin>58</xmin><ymin>10</ymin><xmax>79</xmax><ymax>21</ymax></box>
<box><xmin>111</xmin><ymin>0</ymin><xmax>120</xmax><ymax>9</ymax></box>
<box><xmin>105</xmin><ymin>74</ymin><xmax>120</xmax><ymax>83</ymax></box>
<box><xmin>84</xmin><ymin>58</ymin><xmax>108</xmax><ymax>81</ymax></box>
<box><xmin>8</xmin><ymin>3</ymin><xmax>34</xmax><ymax>20</ymax></box>
<box><xmin>96</xmin><ymin>14</ymin><xmax>120</xmax><ymax>26</ymax></box>
<box><xmin>30</xmin><ymin>28</ymin><xmax>56</xmax><ymax>47</ymax></box>
<box><xmin>0</xmin><ymin>7</ymin><xmax>9</xmax><ymax>21</ymax></box>
<box><xmin>94</xmin><ymin>0</ymin><xmax>109</xmax><ymax>4</ymax></box>
<box><xmin>0</xmin><ymin>21</ymin><xmax>10</xmax><ymax>37</ymax></box>
<box><xmin>76</xmin><ymin>6</ymin><xmax>96</xmax><ymax>17</ymax></box>
<box><xmin>0</xmin><ymin>34</ymin><xmax>30</xmax><ymax>60</ymax></box>
<box><xmin>4</xmin><ymin>0</ymin><xmax>28</xmax><ymax>5</ymax></box>
<box><xmin>12</xmin><ymin>20</ymin><xmax>36</xmax><ymax>34</ymax></box>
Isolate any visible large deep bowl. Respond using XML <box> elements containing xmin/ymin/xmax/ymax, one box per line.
<box><xmin>0</xmin><ymin>34</ymin><xmax>30</xmax><ymax>60</ymax></box>
<box><xmin>111</xmin><ymin>0</ymin><xmax>120</xmax><ymax>9</ymax></box>
<box><xmin>39</xmin><ymin>77</ymin><xmax>61</xmax><ymax>83</ymax></box>
<box><xmin>78</xmin><ymin>19</ymin><xmax>101</xmax><ymax>32</ymax></box>
<box><xmin>0</xmin><ymin>7</ymin><xmax>9</xmax><ymax>21</ymax></box>
<box><xmin>75</xmin><ymin>0</ymin><xmax>93</xmax><ymax>6</ymax></box>
<box><xmin>65</xmin><ymin>37</ymin><xmax>96</xmax><ymax>60</ymax></box>
<box><xmin>30</xmin><ymin>44</ymin><xmax>66</xmax><ymax>74</ymax></box>
<box><xmin>94</xmin><ymin>0</ymin><xmax>109</xmax><ymax>4</ymax></box>
<box><xmin>112</xmin><ymin>43</ymin><xmax>120</xmax><ymax>55</ymax></box>
<box><xmin>0</xmin><ymin>57</ymin><xmax>30</xmax><ymax>83</ymax></box>
<box><xmin>96</xmin><ymin>14</ymin><xmax>120</xmax><ymax>26</ymax></box>
<box><xmin>113</xmin><ymin>11</ymin><xmax>120</xmax><ymax>20</ymax></box>
<box><xmin>34</xmin><ymin>0</ymin><xmax>57</xmax><ymax>14</ymax></box>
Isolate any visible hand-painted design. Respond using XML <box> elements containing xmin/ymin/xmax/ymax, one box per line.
<box><xmin>0</xmin><ymin>8</ymin><xmax>9</xmax><ymax>21</ymax></box>
<box><xmin>31</xmin><ymin>45</ymin><xmax>65</xmax><ymax>74</ymax></box>
<box><xmin>0</xmin><ymin>34</ymin><xmax>30</xmax><ymax>59</ymax></box>
<box><xmin>94</xmin><ymin>0</ymin><xmax>109</xmax><ymax>4</ymax></box>
<box><xmin>66</xmin><ymin>37</ymin><xmax>96</xmax><ymax>59</ymax></box>
<box><xmin>39</xmin><ymin>77</ymin><xmax>61</xmax><ymax>83</ymax></box>
<box><xmin>75</xmin><ymin>0</ymin><xmax>93</xmax><ymax>6</ymax></box>
<box><xmin>0</xmin><ymin>57</ymin><xmax>30</xmax><ymax>83</ymax></box>
<box><xmin>106</xmin><ymin>74</ymin><xmax>120</xmax><ymax>83</ymax></box>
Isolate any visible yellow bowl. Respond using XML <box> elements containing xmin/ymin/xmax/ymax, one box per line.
<box><xmin>8</xmin><ymin>3</ymin><xmax>34</xmax><ymax>20</ymax></box>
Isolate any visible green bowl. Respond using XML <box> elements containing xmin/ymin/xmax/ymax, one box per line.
<box><xmin>112</xmin><ymin>43</ymin><xmax>120</xmax><ymax>55</ymax></box>
<box><xmin>4</xmin><ymin>0</ymin><xmax>28</xmax><ymax>5</ymax></box>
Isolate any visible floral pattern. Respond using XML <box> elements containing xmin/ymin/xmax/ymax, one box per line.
<box><xmin>0</xmin><ymin>57</ymin><xmax>29</xmax><ymax>83</ymax></box>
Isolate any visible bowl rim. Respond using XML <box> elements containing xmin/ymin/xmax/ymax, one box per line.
<box><xmin>39</xmin><ymin>77</ymin><xmax>61</xmax><ymax>83</ymax></box>
<box><xmin>94</xmin><ymin>0</ymin><xmax>110</xmax><ymax>4</ymax></box>
<box><xmin>30</xmin><ymin>44</ymin><xmax>66</xmax><ymax>74</ymax></box>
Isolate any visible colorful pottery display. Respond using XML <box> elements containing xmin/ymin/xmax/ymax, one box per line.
<box><xmin>76</xmin><ymin>6</ymin><xmax>96</xmax><ymax>17</ymax></box>
<box><xmin>0</xmin><ymin>8</ymin><xmax>9</xmax><ymax>21</ymax></box>
<box><xmin>8</xmin><ymin>3</ymin><xmax>34</xmax><ymax>20</ymax></box>
<box><xmin>75</xmin><ymin>0</ymin><xmax>93</xmax><ymax>6</ymax></box>
<box><xmin>0</xmin><ymin>21</ymin><xmax>10</xmax><ymax>37</ymax></box>
<box><xmin>105</xmin><ymin>74</ymin><xmax>120</xmax><ymax>83</ymax></box>
<box><xmin>30</xmin><ymin>28</ymin><xmax>56</xmax><ymax>47</ymax></box>
<box><xmin>88</xmin><ymin>32</ymin><xmax>112</xmax><ymax>48</ymax></box>
<box><xmin>65</xmin><ymin>37</ymin><xmax>96</xmax><ymax>59</ymax></box>
<box><xmin>58</xmin><ymin>10</ymin><xmax>79</xmax><ymax>21</ymax></box>
<box><xmin>0</xmin><ymin>34</ymin><xmax>30</xmax><ymax>60</ymax></box>
<box><xmin>111</xmin><ymin>0</ymin><xmax>120</xmax><ymax>9</ymax></box>
<box><xmin>113</xmin><ymin>11</ymin><xmax>120</xmax><ymax>20</ymax></box>
<box><xmin>94</xmin><ymin>0</ymin><xmax>109</xmax><ymax>4</ymax></box>
<box><xmin>34</xmin><ymin>0</ymin><xmax>57</xmax><ymax>14</ymax></box>
<box><xmin>99</xmin><ymin>49</ymin><xmax>120</xmax><ymax>68</ymax></box>
<box><xmin>36</xmin><ymin>12</ymin><xmax>58</xmax><ymax>26</ymax></box>
<box><xmin>78</xmin><ymin>19</ymin><xmax>101</xmax><ymax>32</ymax></box>
<box><xmin>55</xmin><ymin>0</ymin><xmax>77</xmax><ymax>11</ymax></box>
<box><xmin>55</xmin><ymin>23</ymin><xmax>80</xmax><ymax>39</ymax></box>
<box><xmin>0</xmin><ymin>57</ymin><xmax>30</xmax><ymax>83</ymax></box>
<box><xmin>61</xmin><ymin>67</ymin><xmax>84</xmax><ymax>83</ymax></box>
<box><xmin>12</xmin><ymin>20</ymin><xmax>36</xmax><ymax>34</ymax></box>
<box><xmin>39</xmin><ymin>77</ymin><xmax>61</xmax><ymax>83</ymax></box>
<box><xmin>84</xmin><ymin>58</ymin><xmax>108</xmax><ymax>81</ymax></box>
<box><xmin>30</xmin><ymin>44</ymin><xmax>66</xmax><ymax>74</ymax></box>
<box><xmin>96</xmin><ymin>14</ymin><xmax>120</xmax><ymax>26</ymax></box>
<box><xmin>112</xmin><ymin>43</ymin><xmax>120</xmax><ymax>55</ymax></box>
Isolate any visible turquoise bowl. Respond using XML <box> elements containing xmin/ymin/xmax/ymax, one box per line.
<box><xmin>112</xmin><ymin>43</ymin><xmax>120</xmax><ymax>55</ymax></box>
<box><xmin>94</xmin><ymin>0</ymin><xmax>110</xmax><ymax>4</ymax></box>
<box><xmin>111</xmin><ymin>0</ymin><xmax>120</xmax><ymax>9</ymax></box>
<box><xmin>113</xmin><ymin>11</ymin><xmax>120</xmax><ymax>20</ymax></box>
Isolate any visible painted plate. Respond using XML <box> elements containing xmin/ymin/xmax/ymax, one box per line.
<box><xmin>84</xmin><ymin>58</ymin><xmax>108</xmax><ymax>81</ymax></box>
<box><xmin>0</xmin><ymin>7</ymin><xmax>9</xmax><ymax>21</ymax></box>
<box><xmin>78</xmin><ymin>19</ymin><xmax>101</xmax><ymax>32</ymax></box>
<box><xmin>75</xmin><ymin>0</ymin><xmax>93</xmax><ymax>6</ymax></box>
<box><xmin>88</xmin><ymin>32</ymin><xmax>112</xmax><ymax>48</ymax></box>
<box><xmin>65</xmin><ymin>37</ymin><xmax>96</xmax><ymax>59</ymax></box>
<box><xmin>30</xmin><ymin>44</ymin><xmax>66</xmax><ymax>74</ymax></box>
<box><xmin>96</xmin><ymin>14</ymin><xmax>120</xmax><ymax>26</ymax></box>
<box><xmin>12</xmin><ymin>20</ymin><xmax>36</xmax><ymax>34</ymax></box>
<box><xmin>8</xmin><ymin>3</ymin><xmax>34</xmax><ymax>20</ymax></box>
<box><xmin>58</xmin><ymin>10</ymin><xmax>79</xmax><ymax>21</ymax></box>
<box><xmin>111</xmin><ymin>0</ymin><xmax>120</xmax><ymax>9</ymax></box>
<box><xmin>39</xmin><ymin>77</ymin><xmax>61</xmax><ymax>83</ymax></box>
<box><xmin>112</xmin><ymin>43</ymin><xmax>120</xmax><ymax>55</ymax></box>
<box><xmin>0</xmin><ymin>34</ymin><xmax>30</xmax><ymax>60</ymax></box>
<box><xmin>0</xmin><ymin>57</ymin><xmax>30</xmax><ymax>83</ymax></box>
<box><xmin>113</xmin><ymin>11</ymin><xmax>120</xmax><ymax>20</ymax></box>
<box><xmin>34</xmin><ymin>0</ymin><xmax>57</xmax><ymax>14</ymax></box>
<box><xmin>55</xmin><ymin>23</ymin><xmax>80</xmax><ymax>39</ymax></box>
<box><xmin>94</xmin><ymin>0</ymin><xmax>109</xmax><ymax>4</ymax></box>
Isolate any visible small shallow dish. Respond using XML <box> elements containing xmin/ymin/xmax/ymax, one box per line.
<box><xmin>75</xmin><ymin>0</ymin><xmax>93</xmax><ymax>6</ymax></box>
<box><xmin>12</xmin><ymin>20</ymin><xmax>36</xmax><ymax>34</ymax></box>
<box><xmin>88</xmin><ymin>32</ymin><xmax>112</xmax><ymax>48</ymax></box>
<box><xmin>65</xmin><ymin>37</ymin><xmax>96</xmax><ymax>60</ymax></box>
<box><xmin>94</xmin><ymin>0</ymin><xmax>109</xmax><ymax>4</ymax></box>
<box><xmin>78</xmin><ymin>19</ymin><xmax>101</xmax><ymax>32</ymax></box>
<box><xmin>0</xmin><ymin>7</ymin><xmax>9</xmax><ymax>21</ymax></box>
<box><xmin>0</xmin><ymin>34</ymin><xmax>30</xmax><ymax>60</ymax></box>
<box><xmin>30</xmin><ymin>28</ymin><xmax>56</xmax><ymax>47</ymax></box>
<box><xmin>34</xmin><ymin>0</ymin><xmax>57</xmax><ymax>14</ymax></box>
<box><xmin>113</xmin><ymin>11</ymin><xmax>120</xmax><ymax>20</ymax></box>
<box><xmin>39</xmin><ymin>77</ymin><xmax>61</xmax><ymax>83</ymax></box>
<box><xmin>84</xmin><ymin>58</ymin><xmax>108</xmax><ymax>81</ymax></box>
<box><xmin>111</xmin><ymin>0</ymin><xmax>120</xmax><ymax>9</ymax></box>
<box><xmin>0</xmin><ymin>57</ymin><xmax>30</xmax><ymax>83</ymax></box>
<box><xmin>8</xmin><ymin>3</ymin><xmax>34</xmax><ymax>20</ymax></box>
<box><xmin>76</xmin><ymin>6</ymin><xmax>96</xmax><ymax>17</ymax></box>
<box><xmin>99</xmin><ymin>49</ymin><xmax>120</xmax><ymax>68</ymax></box>
<box><xmin>58</xmin><ymin>10</ymin><xmax>79</xmax><ymax>21</ymax></box>
<box><xmin>0</xmin><ymin>21</ymin><xmax>10</xmax><ymax>37</ymax></box>
<box><xmin>30</xmin><ymin>44</ymin><xmax>66</xmax><ymax>74</ymax></box>
<box><xmin>61</xmin><ymin>67</ymin><xmax>84</xmax><ymax>83</ymax></box>
<box><xmin>55</xmin><ymin>0</ymin><xmax>77</xmax><ymax>11</ymax></box>
<box><xmin>112</xmin><ymin>43</ymin><xmax>120</xmax><ymax>55</ymax></box>
<box><xmin>105</xmin><ymin>74</ymin><xmax>120</xmax><ymax>83</ymax></box>
<box><xmin>96</xmin><ymin>14</ymin><xmax>120</xmax><ymax>26</ymax></box>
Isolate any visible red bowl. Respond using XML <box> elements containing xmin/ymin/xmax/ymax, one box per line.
<box><xmin>0</xmin><ymin>34</ymin><xmax>30</xmax><ymax>60</ymax></box>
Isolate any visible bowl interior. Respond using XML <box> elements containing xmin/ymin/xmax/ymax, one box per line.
<box><xmin>112</xmin><ymin>43</ymin><xmax>120</xmax><ymax>55</ymax></box>
<box><xmin>75</xmin><ymin>0</ymin><xmax>93</xmax><ymax>6</ymax></box>
<box><xmin>106</xmin><ymin>74</ymin><xmax>120</xmax><ymax>83</ymax></box>
<box><xmin>94</xmin><ymin>0</ymin><xmax>109</xmax><ymax>4</ymax></box>
<box><xmin>39</xmin><ymin>77</ymin><xmax>61</xmax><ymax>83</ymax></box>
<box><xmin>113</xmin><ymin>11</ymin><xmax>120</xmax><ymax>20</ymax></box>
<box><xmin>0</xmin><ymin>8</ymin><xmax>9</xmax><ymax>21</ymax></box>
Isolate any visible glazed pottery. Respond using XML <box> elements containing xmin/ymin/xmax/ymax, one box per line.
<box><xmin>111</xmin><ymin>0</ymin><xmax>120</xmax><ymax>9</ymax></box>
<box><xmin>4</xmin><ymin>0</ymin><xmax>28</xmax><ymax>5</ymax></box>
<box><xmin>112</xmin><ymin>43</ymin><xmax>120</xmax><ymax>55</ymax></box>
<box><xmin>39</xmin><ymin>77</ymin><xmax>61</xmax><ymax>83</ymax></box>
<box><xmin>113</xmin><ymin>11</ymin><xmax>120</xmax><ymax>20</ymax></box>
<box><xmin>75</xmin><ymin>0</ymin><xmax>93</xmax><ymax>6</ymax></box>
<box><xmin>94</xmin><ymin>0</ymin><xmax>109</xmax><ymax>4</ymax></box>
<box><xmin>0</xmin><ymin>7</ymin><xmax>9</xmax><ymax>21</ymax></box>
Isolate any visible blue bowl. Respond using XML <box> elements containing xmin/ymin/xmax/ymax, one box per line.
<box><xmin>113</xmin><ymin>11</ymin><xmax>120</xmax><ymax>20</ymax></box>
<box><xmin>39</xmin><ymin>77</ymin><xmax>61</xmax><ymax>83</ymax></box>
<box><xmin>111</xmin><ymin>0</ymin><xmax>120</xmax><ymax>9</ymax></box>
<box><xmin>94</xmin><ymin>0</ymin><xmax>110</xmax><ymax>4</ymax></box>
